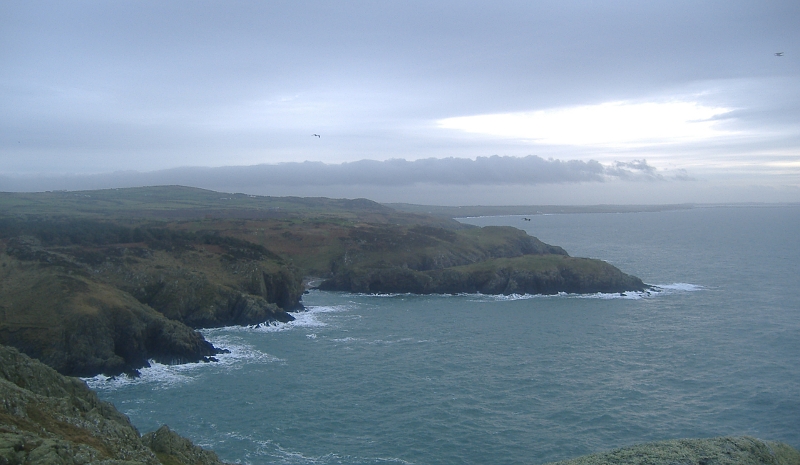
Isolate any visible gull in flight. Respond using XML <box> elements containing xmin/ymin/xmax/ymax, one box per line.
<box><xmin>312</xmin><ymin>134</ymin><xmax>321</xmax><ymax>138</ymax></box>
<box><xmin>775</xmin><ymin>52</ymin><xmax>784</xmax><ymax>56</ymax></box>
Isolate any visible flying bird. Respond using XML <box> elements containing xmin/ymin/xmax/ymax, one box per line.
<box><xmin>775</xmin><ymin>52</ymin><xmax>784</xmax><ymax>56</ymax></box>
<box><xmin>312</xmin><ymin>134</ymin><xmax>321</xmax><ymax>138</ymax></box>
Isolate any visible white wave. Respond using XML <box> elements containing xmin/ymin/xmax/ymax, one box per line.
<box><xmin>82</xmin><ymin>363</ymin><xmax>195</xmax><ymax>391</ymax></box>
<box><xmin>467</xmin><ymin>293</ymin><xmax>549</xmax><ymax>302</ymax></box>
<box><xmin>651</xmin><ymin>282</ymin><xmax>704</xmax><ymax>292</ymax></box>
<box><xmin>224</xmin><ymin>431</ymin><xmax>414</xmax><ymax>465</ymax></box>
<box><xmin>201</xmin><ymin>305</ymin><xmax>350</xmax><ymax>335</ymax></box>
<box><xmin>83</xmin><ymin>306</ymin><xmax>352</xmax><ymax>391</ymax></box>
<box><xmin>84</xmin><ymin>335</ymin><xmax>283</xmax><ymax>391</ymax></box>
<box><xmin>575</xmin><ymin>283</ymin><xmax>703</xmax><ymax>299</ymax></box>
<box><xmin>346</xmin><ymin>292</ymin><xmax>417</xmax><ymax>298</ymax></box>
<box><xmin>464</xmin><ymin>284</ymin><xmax>703</xmax><ymax>302</ymax></box>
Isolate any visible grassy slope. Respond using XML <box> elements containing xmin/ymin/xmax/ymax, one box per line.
<box><xmin>0</xmin><ymin>186</ymin><xmax>645</xmax><ymax>291</ymax></box>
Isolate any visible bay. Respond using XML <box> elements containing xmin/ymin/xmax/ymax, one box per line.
<box><xmin>88</xmin><ymin>206</ymin><xmax>800</xmax><ymax>464</ymax></box>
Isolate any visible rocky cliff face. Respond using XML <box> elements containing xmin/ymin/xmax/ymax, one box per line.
<box><xmin>544</xmin><ymin>436</ymin><xmax>800</xmax><ymax>465</ymax></box>
<box><xmin>0</xmin><ymin>224</ymin><xmax>304</xmax><ymax>377</ymax></box>
<box><xmin>0</xmin><ymin>344</ymin><xmax>227</xmax><ymax>465</ymax></box>
<box><xmin>0</xmin><ymin>260</ymin><xmax>222</xmax><ymax>377</ymax></box>
<box><xmin>320</xmin><ymin>226</ymin><xmax>645</xmax><ymax>295</ymax></box>
<box><xmin>92</xmin><ymin>246</ymin><xmax>302</xmax><ymax>327</ymax></box>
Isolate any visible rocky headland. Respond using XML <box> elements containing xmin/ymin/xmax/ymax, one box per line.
<box><xmin>0</xmin><ymin>343</ymin><xmax>228</xmax><ymax>465</ymax></box>
<box><xmin>317</xmin><ymin>224</ymin><xmax>645</xmax><ymax>294</ymax></box>
<box><xmin>0</xmin><ymin>219</ymin><xmax>302</xmax><ymax>377</ymax></box>
<box><xmin>2</xmin><ymin>186</ymin><xmax>643</xmax><ymax>379</ymax></box>
<box><xmin>1</xmin><ymin>187</ymin><xmax>797</xmax><ymax>464</ymax></box>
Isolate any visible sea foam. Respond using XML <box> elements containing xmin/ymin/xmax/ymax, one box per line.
<box><xmin>83</xmin><ymin>306</ymin><xmax>349</xmax><ymax>391</ymax></box>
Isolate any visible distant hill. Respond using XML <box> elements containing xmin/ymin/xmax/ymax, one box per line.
<box><xmin>385</xmin><ymin>202</ymin><xmax>694</xmax><ymax>218</ymax></box>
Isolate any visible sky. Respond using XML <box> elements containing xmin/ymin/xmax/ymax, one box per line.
<box><xmin>1</xmin><ymin>0</ymin><xmax>799</xmax><ymax>205</ymax></box>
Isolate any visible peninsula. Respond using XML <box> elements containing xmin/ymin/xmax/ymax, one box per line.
<box><xmin>1</xmin><ymin>186</ymin><xmax>644</xmax><ymax>378</ymax></box>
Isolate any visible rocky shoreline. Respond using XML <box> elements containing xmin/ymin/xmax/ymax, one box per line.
<box><xmin>1</xmin><ymin>188</ymin><xmax>796</xmax><ymax>464</ymax></box>
<box><xmin>3</xmin><ymin>343</ymin><xmax>800</xmax><ymax>465</ymax></box>
<box><xmin>0</xmin><ymin>344</ymin><xmax>228</xmax><ymax>465</ymax></box>
<box><xmin>1</xmin><ymin>209</ymin><xmax>645</xmax><ymax>379</ymax></box>
<box><xmin>0</xmin><ymin>221</ymin><xmax>302</xmax><ymax>377</ymax></box>
<box><xmin>319</xmin><ymin>255</ymin><xmax>646</xmax><ymax>295</ymax></box>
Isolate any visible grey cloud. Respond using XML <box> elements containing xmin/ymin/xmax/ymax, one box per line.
<box><xmin>0</xmin><ymin>156</ymin><xmax>678</xmax><ymax>193</ymax></box>
<box><xmin>1</xmin><ymin>0</ymin><xmax>797</xmax><ymax>205</ymax></box>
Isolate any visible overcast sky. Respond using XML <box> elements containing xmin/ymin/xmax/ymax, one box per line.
<box><xmin>1</xmin><ymin>1</ymin><xmax>799</xmax><ymax>204</ymax></box>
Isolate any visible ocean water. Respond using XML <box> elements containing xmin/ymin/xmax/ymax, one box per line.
<box><xmin>88</xmin><ymin>206</ymin><xmax>800</xmax><ymax>464</ymax></box>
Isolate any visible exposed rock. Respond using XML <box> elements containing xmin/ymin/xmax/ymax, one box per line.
<box><xmin>545</xmin><ymin>436</ymin><xmax>800</xmax><ymax>465</ymax></box>
<box><xmin>100</xmin><ymin>254</ymin><xmax>300</xmax><ymax>328</ymax></box>
<box><xmin>0</xmin><ymin>344</ymin><xmax>229</xmax><ymax>464</ymax></box>
<box><xmin>0</xmin><ymin>344</ymin><xmax>160</xmax><ymax>464</ymax></box>
<box><xmin>320</xmin><ymin>255</ymin><xmax>646</xmax><ymax>295</ymax></box>
<box><xmin>142</xmin><ymin>425</ymin><xmax>226</xmax><ymax>465</ymax></box>
<box><xmin>317</xmin><ymin>224</ymin><xmax>648</xmax><ymax>295</ymax></box>
<box><xmin>0</xmin><ymin>261</ymin><xmax>221</xmax><ymax>377</ymax></box>
<box><xmin>0</xmin><ymin>222</ymin><xmax>304</xmax><ymax>377</ymax></box>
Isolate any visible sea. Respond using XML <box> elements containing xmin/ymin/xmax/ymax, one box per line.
<box><xmin>86</xmin><ymin>206</ymin><xmax>800</xmax><ymax>465</ymax></box>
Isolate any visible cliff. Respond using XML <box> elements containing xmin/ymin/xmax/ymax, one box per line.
<box><xmin>317</xmin><ymin>225</ymin><xmax>645</xmax><ymax>294</ymax></box>
<box><xmin>0</xmin><ymin>220</ymin><xmax>302</xmax><ymax>377</ymax></box>
<box><xmin>320</xmin><ymin>255</ymin><xmax>645</xmax><ymax>295</ymax></box>
<box><xmin>0</xmin><ymin>187</ymin><xmax>646</xmax><ymax>378</ymax></box>
<box><xmin>0</xmin><ymin>344</ymin><xmax>228</xmax><ymax>465</ymax></box>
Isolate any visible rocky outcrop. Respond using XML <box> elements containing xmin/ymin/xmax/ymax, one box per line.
<box><xmin>320</xmin><ymin>255</ymin><xmax>646</xmax><ymax>295</ymax></box>
<box><xmin>0</xmin><ymin>344</ymin><xmax>228</xmax><ymax>464</ymax></box>
<box><xmin>0</xmin><ymin>224</ymin><xmax>304</xmax><ymax>377</ymax></box>
<box><xmin>101</xmin><ymin>254</ymin><xmax>301</xmax><ymax>328</ymax></box>
<box><xmin>0</xmin><ymin>261</ymin><xmax>222</xmax><ymax>377</ymax></box>
<box><xmin>142</xmin><ymin>426</ymin><xmax>226</xmax><ymax>465</ymax></box>
<box><xmin>544</xmin><ymin>436</ymin><xmax>800</xmax><ymax>465</ymax></box>
<box><xmin>317</xmin><ymin>224</ymin><xmax>649</xmax><ymax>295</ymax></box>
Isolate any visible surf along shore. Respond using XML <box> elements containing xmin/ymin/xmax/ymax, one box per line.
<box><xmin>5</xmin><ymin>187</ymin><xmax>795</xmax><ymax>464</ymax></box>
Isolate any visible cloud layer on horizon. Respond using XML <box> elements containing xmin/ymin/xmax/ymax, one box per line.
<box><xmin>0</xmin><ymin>156</ymin><xmax>686</xmax><ymax>194</ymax></box>
<box><xmin>1</xmin><ymin>0</ymin><xmax>798</xmax><ymax>199</ymax></box>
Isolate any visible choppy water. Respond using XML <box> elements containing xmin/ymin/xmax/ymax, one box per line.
<box><xmin>88</xmin><ymin>206</ymin><xmax>800</xmax><ymax>464</ymax></box>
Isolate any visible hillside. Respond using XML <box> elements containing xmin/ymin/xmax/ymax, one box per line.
<box><xmin>0</xmin><ymin>344</ymin><xmax>228</xmax><ymax>464</ymax></box>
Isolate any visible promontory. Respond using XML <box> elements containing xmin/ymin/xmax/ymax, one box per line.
<box><xmin>1</xmin><ymin>186</ymin><xmax>645</xmax><ymax>378</ymax></box>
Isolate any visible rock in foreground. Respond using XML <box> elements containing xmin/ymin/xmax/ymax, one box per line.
<box><xmin>0</xmin><ymin>343</ymin><xmax>227</xmax><ymax>465</ymax></box>
<box><xmin>545</xmin><ymin>437</ymin><xmax>800</xmax><ymax>465</ymax></box>
<box><xmin>320</xmin><ymin>254</ymin><xmax>646</xmax><ymax>295</ymax></box>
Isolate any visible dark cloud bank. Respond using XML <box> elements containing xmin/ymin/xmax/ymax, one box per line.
<box><xmin>0</xmin><ymin>156</ymin><xmax>684</xmax><ymax>194</ymax></box>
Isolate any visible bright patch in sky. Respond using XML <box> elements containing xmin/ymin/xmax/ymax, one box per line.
<box><xmin>437</xmin><ymin>101</ymin><xmax>734</xmax><ymax>147</ymax></box>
